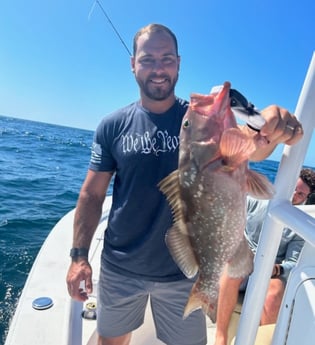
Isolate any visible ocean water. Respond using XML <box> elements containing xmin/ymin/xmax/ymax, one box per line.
<box><xmin>0</xmin><ymin>115</ymin><xmax>280</xmax><ymax>344</ymax></box>
<box><xmin>0</xmin><ymin>115</ymin><xmax>99</xmax><ymax>344</ymax></box>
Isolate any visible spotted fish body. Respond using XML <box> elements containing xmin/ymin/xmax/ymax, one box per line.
<box><xmin>159</xmin><ymin>82</ymin><xmax>274</xmax><ymax>322</ymax></box>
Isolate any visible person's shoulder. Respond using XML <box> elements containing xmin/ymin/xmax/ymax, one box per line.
<box><xmin>96</xmin><ymin>101</ymin><xmax>139</xmax><ymax>129</ymax></box>
<box><xmin>173</xmin><ymin>97</ymin><xmax>189</xmax><ymax>119</ymax></box>
<box><xmin>246</xmin><ymin>195</ymin><xmax>269</xmax><ymax>212</ymax></box>
<box><xmin>175</xmin><ymin>97</ymin><xmax>189</xmax><ymax>109</ymax></box>
<box><xmin>102</xmin><ymin>102</ymin><xmax>139</xmax><ymax>121</ymax></box>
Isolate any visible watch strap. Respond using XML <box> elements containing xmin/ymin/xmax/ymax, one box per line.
<box><xmin>70</xmin><ymin>247</ymin><xmax>89</xmax><ymax>259</ymax></box>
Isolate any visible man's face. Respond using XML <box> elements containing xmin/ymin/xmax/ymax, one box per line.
<box><xmin>292</xmin><ymin>177</ymin><xmax>311</xmax><ymax>205</ymax></box>
<box><xmin>131</xmin><ymin>31</ymin><xmax>180</xmax><ymax>102</ymax></box>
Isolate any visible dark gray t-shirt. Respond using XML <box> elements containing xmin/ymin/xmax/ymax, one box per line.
<box><xmin>89</xmin><ymin>99</ymin><xmax>188</xmax><ymax>281</ymax></box>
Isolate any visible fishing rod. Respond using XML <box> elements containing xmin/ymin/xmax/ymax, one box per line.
<box><xmin>88</xmin><ymin>0</ymin><xmax>132</xmax><ymax>56</ymax></box>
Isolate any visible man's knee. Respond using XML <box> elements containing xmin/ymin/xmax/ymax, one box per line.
<box><xmin>264</xmin><ymin>281</ymin><xmax>285</xmax><ymax>313</ymax></box>
<box><xmin>98</xmin><ymin>333</ymin><xmax>132</xmax><ymax>345</ymax></box>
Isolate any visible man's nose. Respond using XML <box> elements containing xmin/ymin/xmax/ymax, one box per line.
<box><xmin>152</xmin><ymin>60</ymin><xmax>164</xmax><ymax>71</ymax></box>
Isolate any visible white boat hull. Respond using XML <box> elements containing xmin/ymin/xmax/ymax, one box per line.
<box><xmin>4</xmin><ymin>195</ymin><xmax>215</xmax><ymax>345</ymax></box>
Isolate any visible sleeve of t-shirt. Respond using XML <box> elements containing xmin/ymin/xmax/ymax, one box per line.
<box><xmin>89</xmin><ymin>115</ymin><xmax>117</xmax><ymax>172</ymax></box>
<box><xmin>281</xmin><ymin>233</ymin><xmax>304</xmax><ymax>279</ymax></box>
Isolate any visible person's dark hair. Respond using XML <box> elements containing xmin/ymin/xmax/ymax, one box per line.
<box><xmin>306</xmin><ymin>193</ymin><xmax>315</xmax><ymax>205</ymax></box>
<box><xmin>300</xmin><ymin>168</ymin><xmax>315</xmax><ymax>204</ymax></box>
<box><xmin>133</xmin><ymin>23</ymin><xmax>179</xmax><ymax>57</ymax></box>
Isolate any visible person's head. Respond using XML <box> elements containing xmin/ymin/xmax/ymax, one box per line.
<box><xmin>292</xmin><ymin>168</ymin><xmax>315</xmax><ymax>205</ymax></box>
<box><xmin>131</xmin><ymin>24</ymin><xmax>180</xmax><ymax>110</ymax></box>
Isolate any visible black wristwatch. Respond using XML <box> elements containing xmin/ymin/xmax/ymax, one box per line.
<box><xmin>279</xmin><ymin>265</ymin><xmax>284</xmax><ymax>276</ymax></box>
<box><xmin>70</xmin><ymin>247</ymin><xmax>89</xmax><ymax>259</ymax></box>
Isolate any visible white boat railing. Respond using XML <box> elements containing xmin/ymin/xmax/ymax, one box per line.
<box><xmin>235</xmin><ymin>52</ymin><xmax>315</xmax><ymax>345</ymax></box>
<box><xmin>68</xmin><ymin>300</ymin><xmax>83</xmax><ymax>345</ymax></box>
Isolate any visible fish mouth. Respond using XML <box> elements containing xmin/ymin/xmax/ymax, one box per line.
<box><xmin>190</xmin><ymin>82</ymin><xmax>231</xmax><ymax>116</ymax></box>
<box><xmin>212</xmin><ymin>82</ymin><xmax>231</xmax><ymax>108</ymax></box>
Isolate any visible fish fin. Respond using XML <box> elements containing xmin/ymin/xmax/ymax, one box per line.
<box><xmin>246</xmin><ymin>169</ymin><xmax>275</xmax><ymax>199</ymax></box>
<box><xmin>159</xmin><ymin>171</ymin><xmax>199</xmax><ymax>278</ymax></box>
<box><xmin>227</xmin><ymin>236</ymin><xmax>254</xmax><ymax>278</ymax></box>
<box><xmin>220</xmin><ymin>128</ymin><xmax>256</xmax><ymax>167</ymax></box>
<box><xmin>184</xmin><ymin>283</ymin><xmax>218</xmax><ymax>323</ymax></box>
<box><xmin>158</xmin><ymin>170</ymin><xmax>184</xmax><ymax>223</ymax></box>
<box><xmin>166</xmin><ymin>223</ymin><xmax>199</xmax><ymax>278</ymax></box>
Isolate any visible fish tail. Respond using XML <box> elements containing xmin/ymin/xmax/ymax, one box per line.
<box><xmin>183</xmin><ymin>285</ymin><xmax>218</xmax><ymax>323</ymax></box>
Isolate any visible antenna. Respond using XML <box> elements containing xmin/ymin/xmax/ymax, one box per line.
<box><xmin>88</xmin><ymin>0</ymin><xmax>132</xmax><ymax>57</ymax></box>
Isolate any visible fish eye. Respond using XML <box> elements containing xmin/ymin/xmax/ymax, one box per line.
<box><xmin>183</xmin><ymin>119</ymin><xmax>190</xmax><ymax>128</ymax></box>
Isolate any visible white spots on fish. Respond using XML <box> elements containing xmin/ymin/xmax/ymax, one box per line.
<box><xmin>182</xmin><ymin>170</ymin><xmax>197</xmax><ymax>187</ymax></box>
<box><xmin>193</xmin><ymin>183</ymin><xmax>205</xmax><ymax>199</ymax></box>
<box><xmin>194</xmin><ymin>191</ymin><xmax>202</xmax><ymax>198</ymax></box>
<box><xmin>190</xmin><ymin>171</ymin><xmax>196</xmax><ymax>182</ymax></box>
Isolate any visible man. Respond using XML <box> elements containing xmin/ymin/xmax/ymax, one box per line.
<box><xmin>214</xmin><ymin>168</ymin><xmax>315</xmax><ymax>345</ymax></box>
<box><xmin>66</xmin><ymin>23</ymin><xmax>303</xmax><ymax>345</ymax></box>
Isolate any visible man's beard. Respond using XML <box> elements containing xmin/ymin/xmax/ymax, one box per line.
<box><xmin>136</xmin><ymin>74</ymin><xmax>178</xmax><ymax>101</ymax></box>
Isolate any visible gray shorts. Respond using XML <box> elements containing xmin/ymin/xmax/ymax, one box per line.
<box><xmin>97</xmin><ymin>265</ymin><xmax>207</xmax><ymax>345</ymax></box>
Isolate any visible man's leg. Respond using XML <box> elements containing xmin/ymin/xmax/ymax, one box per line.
<box><xmin>98</xmin><ymin>333</ymin><xmax>132</xmax><ymax>345</ymax></box>
<box><xmin>214</xmin><ymin>268</ymin><xmax>243</xmax><ymax>345</ymax></box>
<box><xmin>151</xmin><ymin>278</ymin><xmax>207</xmax><ymax>345</ymax></box>
<box><xmin>97</xmin><ymin>266</ymin><xmax>148</xmax><ymax>344</ymax></box>
<box><xmin>260</xmin><ymin>278</ymin><xmax>285</xmax><ymax>325</ymax></box>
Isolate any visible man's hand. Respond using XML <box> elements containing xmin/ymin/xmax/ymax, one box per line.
<box><xmin>260</xmin><ymin>105</ymin><xmax>303</xmax><ymax>145</ymax></box>
<box><xmin>66</xmin><ymin>258</ymin><xmax>93</xmax><ymax>301</ymax></box>
<box><xmin>243</xmin><ymin>105</ymin><xmax>304</xmax><ymax>161</ymax></box>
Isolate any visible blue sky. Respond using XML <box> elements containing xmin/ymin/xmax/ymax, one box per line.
<box><xmin>1</xmin><ymin>0</ymin><xmax>314</xmax><ymax>166</ymax></box>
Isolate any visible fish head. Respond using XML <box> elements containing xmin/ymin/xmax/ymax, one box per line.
<box><xmin>179</xmin><ymin>82</ymin><xmax>236</xmax><ymax>177</ymax></box>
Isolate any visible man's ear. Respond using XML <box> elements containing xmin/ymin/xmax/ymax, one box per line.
<box><xmin>131</xmin><ymin>57</ymin><xmax>135</xmax><ymax>73</ymax></box>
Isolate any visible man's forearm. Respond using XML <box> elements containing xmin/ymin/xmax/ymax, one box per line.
<box><xmin>240</xmin><ymin>125</ymin><xmax>277</xmax><ymax>162</ymax></box>
<box><xmin>72</xmin><ymin>191</ymin><xmax>104</xmax><ymax>249</ymax></box>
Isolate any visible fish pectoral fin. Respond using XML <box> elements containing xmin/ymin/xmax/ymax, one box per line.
<box><xmin>220</xmin><ymin>128</ymin><xmax>256</xmax><ymax>166</ymax></box>
<box><xmin>246</xmin><ymin>169</ymin><xmax>275</xmax><ymax>199</ymax></box>
<box><xmin>166</xmin><ymin>223</ymin><xmax>199</xmax><ymax>279</ymax></box>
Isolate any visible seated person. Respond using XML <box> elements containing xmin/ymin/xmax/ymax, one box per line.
<box><xmin>214</xmin><ymin>168</ymin><xmax>315</xmax><ymax>345</ymax></box>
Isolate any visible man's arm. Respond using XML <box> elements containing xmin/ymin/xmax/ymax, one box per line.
<box><xmin>72</xmin><ymin>170</ymin><xmax>112</xmax><ymax>248</ymax></box>
<box><xmin>281</xmin><ymin>234</ymin><xmax>305</xmax><ymax>280</ymax></box>
<box><xmin>66</xmin><ymin>170</ymin><xmax>113</xmax><ymax>301</ymax></box>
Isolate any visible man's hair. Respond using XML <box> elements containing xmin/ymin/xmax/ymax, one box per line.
<box><xmin>299</xmin><ymin>168</ymin><xmax>315</xmax><ymax>205</ymax></box>
<box><xmin>300</xmin><ymin>168</ymin><xmax>315</xmax><ymax>194</ymax></box>
<box><xmin>133</xmin><ymin>23</ymin><xmax>179</xmax><ymax>57</ymax></box>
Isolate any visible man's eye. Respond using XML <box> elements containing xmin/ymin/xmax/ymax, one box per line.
<box><xmin>163</xmin><ymin>57</ymin><xmax>175</xmax><ymax>65</ymax></box>
<box><xmin>140</xmin><ymin>58</ymin><xmax>154</xmax><ymax>65</ymax></box>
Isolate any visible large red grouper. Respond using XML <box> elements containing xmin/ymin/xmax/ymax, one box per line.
<box><xmin>159</xmin><ymin>81</ymin><xmax>274</xmax><ymax>322</ymax></box>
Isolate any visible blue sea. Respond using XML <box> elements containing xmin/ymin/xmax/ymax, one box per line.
<box><xmin>0</xmin><ymin>115</ymin><xmax>280</xmax><ymax>344</ymax></box>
